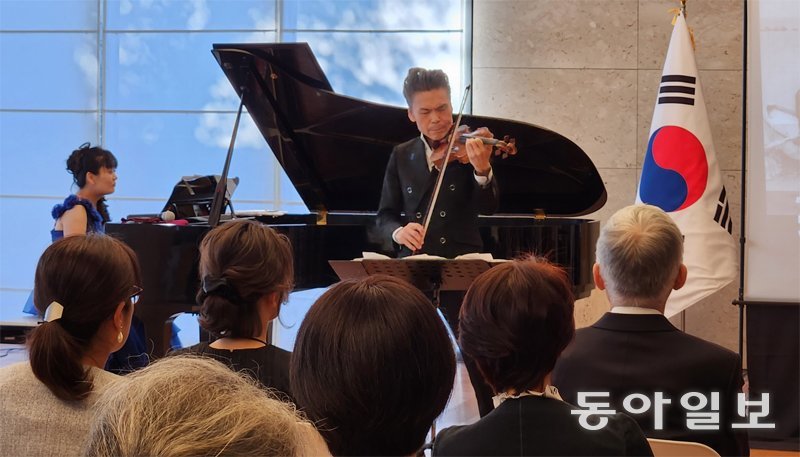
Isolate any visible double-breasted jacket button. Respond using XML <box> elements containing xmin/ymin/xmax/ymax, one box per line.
<box><xmin>449</xmin><ymin>184</ymin><xmax>456</xmax><ymax>191</ymax></box>
<box><xmin>415</xmin><ymin>212</ymin><xmax>422</xmax><ymax>219</ymax></box>
<box><xmin>406</xmin><ymin>186</ymin><xmax>413</xmax><ymax>194</ymax></box>
<box><xmin>439</xmin><ymin>211</ymin><xmax>446</xmax><ymax>218</ymax></box>
<box><xmin>439</xmin><ymin>237</ymin><xmax>447</xmax><ymax>244</ymax></box>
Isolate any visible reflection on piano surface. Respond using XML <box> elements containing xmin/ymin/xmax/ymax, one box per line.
<box><xmin>107</xmin><ymin>43</ymin><xmax>606</xmax><ymax>357</ymax></box>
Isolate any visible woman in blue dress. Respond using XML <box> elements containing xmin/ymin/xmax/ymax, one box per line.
<box><xmin>24</xmin><ymin>143</ymin><xmax>148</xmax><ymax>373</ymax></box>
<box><xmin>51</xmin><ymin>143</ymin><xmax>116</xmax><ymax>239</ymax></box>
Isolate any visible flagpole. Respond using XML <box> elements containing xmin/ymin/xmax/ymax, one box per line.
<box><xmin>736</xmin><ymin>0</ymin><xmax>748</xmax><ymax>358</ymax></box>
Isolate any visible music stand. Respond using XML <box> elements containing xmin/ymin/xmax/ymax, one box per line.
<box><xmin>329</xmin><ymin>259</ymin><xmax>493</xmax><ymax>307</ymax></box>
<box><xmin>162</xmin><ymin>175</ymin><xmax>238</xmax><ymax>220</ymax></box>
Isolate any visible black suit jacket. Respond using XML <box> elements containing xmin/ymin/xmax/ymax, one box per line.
<box><xmin>376</xmin><ymin>137</ymin><xmax>499</xmax><ymax>258</ymax></box>
<box><xmin>433</xmin><ymin>396</ymin><xmax>653</xmax><ymax>456</ymax></box>
<box><xmin>552</xmin><ymin>312</ymin><xmax>749</xmax><ymax>457</ymax></box>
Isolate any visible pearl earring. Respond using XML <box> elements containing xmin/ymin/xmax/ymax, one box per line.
<box><xmin>117</xmin><ymin>329</ymin><xmax>123</xmax><ymax>344</ymax></box>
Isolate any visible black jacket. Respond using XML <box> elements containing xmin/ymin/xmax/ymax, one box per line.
<box><xmin>376</xmin><ymin>137</ymin><xmax>499</xmax><ymax>258</ymax></box>
<box><xmin>433</xmin><ymin>395</ymin><xmax>653</xmax><ymax>456</ymax></box>
<box><xmin>552</xmin><ymin>312</ymin><xmax>749</xmax><ymax>457</ymax></box>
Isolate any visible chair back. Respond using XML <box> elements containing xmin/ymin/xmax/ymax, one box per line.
<box><xmin>647</xmin><ymin>438</ymin><xmax>720</xmax><ymax>457</ymax></box>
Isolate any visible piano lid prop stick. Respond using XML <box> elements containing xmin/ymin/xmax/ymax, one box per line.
<box><xmin>209</xmin><ymin>86</ymin><xmax>246</xmax><ymax>227</ymax></box>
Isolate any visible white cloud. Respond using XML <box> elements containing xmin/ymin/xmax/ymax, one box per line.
<box><xmin>120</xmin><ymin>0</ymin><xmax>133</xmax><ymax>15</ymax></box>
<box><xmin>73</xmin><ymin>41</ymin><xmax>98</xmax><ymax>107</ymax></box>
<box><xmin>195</xmin><ymin>92</ymin><xmax>266</xmax><ymax>150</ymax></box>
<box><xmin>186</xmin><ymin>0</ymin><xmax>210</xmax><ymax>30</ymax></box>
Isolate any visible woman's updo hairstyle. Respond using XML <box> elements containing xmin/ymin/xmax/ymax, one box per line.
<box><xmin>28</xmin><ymin>234</ymin><xmax>141</xmax><ymax>402</ymax></box>
<box><xmin>196</xmin><ymin>220</ymin><xmax>294</xmax><ymax>339</ymax></box>
<box><xmin>66</xmin><ymin>142</ymin><xmax>118</xmax><ymax>222</ymax></box>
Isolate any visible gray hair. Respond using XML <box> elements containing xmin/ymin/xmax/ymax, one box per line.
<box><xmin>402</xmin><ymin>67</ymin><xmax>451</xmax><ymax>106</ymax></box>
<box><xmin>596</xmin><ymin>204</ymin><xmax>684</xmax><ymax>302</ymax></box>
<box><xmin>84</xmin><ymin>356</ymin><xmax>327</xmax><ymax>456</ymax></box>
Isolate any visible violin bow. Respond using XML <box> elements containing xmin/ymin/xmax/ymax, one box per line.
<box><xmin>421</xmin><ymin>84</ymin><xmax>472</xmax><ymax>236</ymax></box>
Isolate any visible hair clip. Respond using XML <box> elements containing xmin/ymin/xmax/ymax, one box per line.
<box><xmin>202</xmin><ymin>275</ymin><xmax>229</xmax><ymax>294</ymax></box>
<box><xmin>44</xmin><ymin>301</ymin><xmax>64</xmax><ymax>322</ymax></box>
<box><xmin>78</xmin><ymin>142</ymin><xmax>91</xmax><ymax>150</ymax></box>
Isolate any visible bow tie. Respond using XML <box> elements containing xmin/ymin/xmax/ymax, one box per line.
<box><xmin>426</xmin><ymin>137</ymin><xmax>447</xmax><ymax>149</ymax></box>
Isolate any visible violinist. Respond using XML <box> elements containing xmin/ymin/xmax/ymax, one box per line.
<box><xmin>376</xmin><ymin>67</ymin><xmax>499</xmax><ymax>259</ymax></box>
<box><xmin>376</xmin><ymin>67</ymin><xmax>499</xmax><ymax>417</ymax></box>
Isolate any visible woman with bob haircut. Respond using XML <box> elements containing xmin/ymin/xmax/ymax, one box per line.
<box><xmin>0</xmin><ymin>234</ymin><xmax>141</xmax><ymax>456</ymax></box>
<box><xmin>171</xmin><ymin>219</ymin><xmax>295</xmax><ymax>398</ymax></box>
<box><xmin>84</xmin><ymin>355</ymin><xmax>328</xmax><ymax>457</ymax></box>
<box><xmin>290</xmin><ymin>274</ymin><xmax>456</xmax><ymax>456</ymax></box>
<box><xmin>433</xmin><ymin>258</ymin><xmax>653</xmax><ymax>456</ymax></box>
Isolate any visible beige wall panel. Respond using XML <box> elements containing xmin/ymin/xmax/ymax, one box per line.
<box><xmin>583</xmin><ymin>167</ymin><xmax>639</xmax><ymax>224</ymax></box>
<box><xmin>638</xmin><ymin>0</ymin><xmax>744</xmax><ymax>70</ymax></box>
<box><xmin>473</xmin><ymin>0</ymin><xmax>638</xmax><ymax>69</ymax></box>
<box><xmin>473</xmin><ymin>68</ymin><xmax>638</xmax><ymax>169</ymax></box>
<box><xmin>702</xmin><ymin>70</ymin><xmax>744</xmax><ymax>171</ymax></box>
<box><xmin>683</xmin><ymin>281</ymin><xmax>742</xmax><ymax>352</ymax></box>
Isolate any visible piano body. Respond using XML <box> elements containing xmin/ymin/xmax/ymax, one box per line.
<box><xmin>107</xmin><ymin>43</ymin><xmax>606</xmax><ymax>357</ymax></box>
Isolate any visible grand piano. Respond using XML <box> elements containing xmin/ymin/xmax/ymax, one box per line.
<box><xmin>107</xmin><ymin>43</ymin><xmax>607</xmax><ymax>357</ymax></box>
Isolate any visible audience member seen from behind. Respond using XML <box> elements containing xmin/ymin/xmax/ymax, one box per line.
<box><xmin>0</xmin><ymin>234</ymin><xmax>141</xmax><ymax>457</ymax></box>
<box><xmin>291</xmin><ymin>275</ymin><xmax>456</xmax><ymax>456</ymax></box>
<box><xmin>84</xmin><ymin>355</ymin><xmax>328</xmax><ymax>457</ymax></box>
<box><xmin>171</xmin><ymin>219</ymin><xmax>295</xmax><ymax>399</ymax></box>
<box><xmin>552</xmin><ymin>204</ymin><xmax>749</xmax><ymax>456</ymax></box>
<box><xmin>433</xmin><ymin>258</ymin><xmax>653</xmax><ymax>456</ymax></box>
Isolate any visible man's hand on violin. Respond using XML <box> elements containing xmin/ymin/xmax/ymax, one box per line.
<box><xmin>396</xmin><ymin>223</ymin><xmax>426</xmax><ymax>251</ymax></box>
<box><xmin>465</xmin><ymin>130</ymin><xmax>493</xmax><ymax>176</ymax></box>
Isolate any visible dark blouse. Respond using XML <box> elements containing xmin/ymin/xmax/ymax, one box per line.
<box><xmin>171</xmin><ymin>343</ymin><xmax>293</xmax><ymax>401</ymax></box>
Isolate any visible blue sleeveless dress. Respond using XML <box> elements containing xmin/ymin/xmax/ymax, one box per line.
<box><xmin>49</xmin><ymin>194</ymin><xmax>105</xmax><ymax>241</ymax></box>
<box><xmin>24</xmin><ymin>195</ymin><xmax>150</xmax><ymax>373</ymax></box>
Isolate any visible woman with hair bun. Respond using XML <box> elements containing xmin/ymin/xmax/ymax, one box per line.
<box><xmin>0</xmin><ymin>234</ymin><xmax>142</xmax><ymax>457</ymax></box>
<box><xmin>171</xmin><ymin>219</ymin><xmax>295</xmax><ymax>399</ymax></box>
<box><xmin>54</xmin><ymin>142</ymin><xmax>118</xmax><ymax>239</ymax></box>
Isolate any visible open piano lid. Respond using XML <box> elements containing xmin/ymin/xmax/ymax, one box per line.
<box><xmin>212</xmin><ymin>43</ymin><xmax>606</xmax><ymax>217</ymax></box>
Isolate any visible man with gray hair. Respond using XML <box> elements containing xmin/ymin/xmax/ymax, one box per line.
<box><xmin>552</xmin><ymin>204</ymin><xmax>749</xmax><ymax>456</ymax></box>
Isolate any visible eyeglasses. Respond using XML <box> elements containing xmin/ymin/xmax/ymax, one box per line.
<box><xmin>129</xmin><ymin>285</ymin><xmax>144</xmax><ymax>304</ymax></box>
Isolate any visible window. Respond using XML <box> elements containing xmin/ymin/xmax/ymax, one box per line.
<box><xmin>0</xmin><ymin>0</ymin><xmax>470</xmax><ymax>309</ymax></box>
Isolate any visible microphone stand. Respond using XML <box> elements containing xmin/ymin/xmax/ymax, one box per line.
<box><xmin>208</xmin><ymin>86</ymin><xmax>246</xmax><ymax>227</ymax></box>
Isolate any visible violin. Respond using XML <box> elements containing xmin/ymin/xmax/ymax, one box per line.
<box><xmin>430</xmin><ymin>124</ymin><xmax>517</xmax><ymax>171</ymax></box>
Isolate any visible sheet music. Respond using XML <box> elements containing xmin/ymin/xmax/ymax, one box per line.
<box><xmin>454</xmin><ymin>253</ymin><xmax>494</xmax><ymax>261</ymax></box>
<box><xmin>235</xmin><ymin>210</ymin><xmax>287</xmax><ymax>217</ymax></box>
<box><xmin>356</xmin><ymin>252</ymin><xmax>502</xmax><ymax>261</ymax></box>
